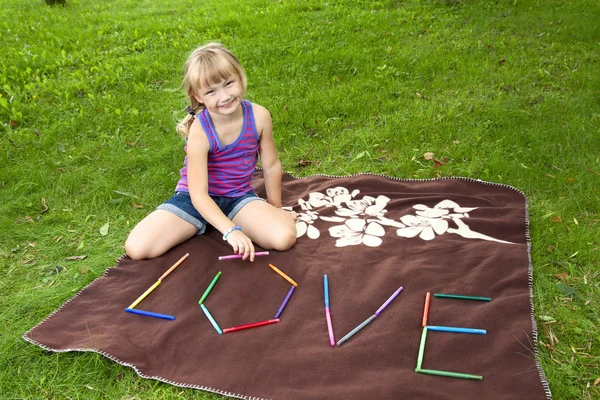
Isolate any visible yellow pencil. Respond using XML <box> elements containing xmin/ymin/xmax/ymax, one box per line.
<box><xmin>268</xmin><ymin>263</ymin><xmax>298</xmax><ymax>287</ymax></box>
<box><xmin>158</xmin><ymin>253</ymin><xmax>190</xmax><ymax>282</ymax></box>
<box><xmin>128</xmin><ymin>281</ymin><xmax>161</xmax><ymax>309</ymax></box>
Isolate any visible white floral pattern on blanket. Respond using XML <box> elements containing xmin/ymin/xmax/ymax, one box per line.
<box><xmin>286</xmin><ymin>186</ymin><xmax>515</xmax><ymax>247</ymax></box>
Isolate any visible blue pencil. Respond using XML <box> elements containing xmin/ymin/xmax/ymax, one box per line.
<box><xmin>200</xmin><ymin>304</ymin><xmax>222</xmax><ymax>334</ymax></box>
<box><xmin>324</xmin><ymin>275</ymin><xmax>330</xmax><ymax>308</ymax></box>
<box><xmin>336</xmin><ymin>314</ymin><xmax>377</xmax><ymax>346</ymax></box>
<box><xmin>426</xmin><ymin>325</ymin><xmax>486</xmax><ymax>335</ymax></box>
<box><xmin>274</xmin><ymin>286</ymin><xmax>296</xmax><ymax>319</ymax></box>
<box><xmin>125</xmin><ymin>308</ymin><xmax>175</xmax><ymax>320</ymax></box>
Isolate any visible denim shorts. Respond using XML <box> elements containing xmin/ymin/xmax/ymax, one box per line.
<box><xmin>156</xmin><ymin>191</ymin><xmax>264</xmax><ymax>235</ymax></box>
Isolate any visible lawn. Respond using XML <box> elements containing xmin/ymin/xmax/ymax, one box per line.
<box><xmin>1</xmin><ymin>0</ymin><xmax>599</xmax><ymax>398</ymax></box>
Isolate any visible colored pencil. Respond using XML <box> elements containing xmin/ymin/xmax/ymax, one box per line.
<box><xmin>336</xmin><ymin>314</ymin><xmax>376</xmax><ymax>346</ymax></box>
<box><xmin>198</xmin><ymin>271</ymin><xmax>222</xmax><ymax>305</ymax></box>
<box><xmin>325</xmin><ymin>308</ymin><xmax>335</xmax><ymax>346</ymax></box>
<box><xmin>433</xmin><ymin>293</ymin><xmax>491</xmax><ymax>302</ymax></box>
<box><xmin>274</xmin><ymin>286</ymin><xmax>295</xmax><ymax>319</ymax></box>
<box><xmin>426</xmin><ymin>325</ymin><xmax>487</xmax><ymax>335</ymax></box>
<box><xmin>375</xmin><ymin>286</ymin><xmax>404</xmax><ymax>316</ymax></box>
<box><xmin>324</xmin><ymin>275</ymin><xmax>335</xmax><ymax>346</ymax></box>
<box><xmin>222</xmin><ymin>319</ymin><xmax>280</xmax><ymax>333</ymax></box>
<box><xmin>416</xmin><ymin>368</ymin><xmax>483</xmax><ymax>381</ymax></box>
<box><xmin>218</xmin><ymin>251</ymin><xmax>269</xmax><ymax>260</ymax></box>
<box><xmin>416</xmin><ymin>327</ymin><xmax>428</xmax><ymax>370</ymax></box>
<box><xmin>128</xmin><ymin>280</ymin><xmax>161</xmax><ymax>309</ymax></box>
<box><xmin>200</xmin><ymin>304</ymin><xmax>222</xmax><ymax>334</ymax></box>
<box><xmin>422</xmin><ymin>292</ymin><xmax>431</xmax><ymax>327</ymax></box>
<box><xmin>158</xmin><ymin>252</ymin><xmax>189</xmax><ymax>282</ymax></box>
<box><xmin>324</xmin><ymin>275</ymin><xmax>330</xmax><ymax>308</ymax></box>
<box><xmin>125</xmin><ymin>308</ymin><xmax>175</xmax><ymax>320</ymax></box>
<box><xmin>268</xmin><ymin>263</ymin><xmax>298</xmax><ymax>287</ymax></box>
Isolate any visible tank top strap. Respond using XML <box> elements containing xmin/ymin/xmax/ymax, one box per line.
<box><xmin>198</xmin><ymin>109</ymin><xmax>219</xmax><ymax>152</ymax></box>
<box><xmin>241</xmin><ymin>100</ymin><xmax>259</xmax><ymax>141</ymax></box>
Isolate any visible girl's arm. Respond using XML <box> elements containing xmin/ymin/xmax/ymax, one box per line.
<box><xmin>254</xmin><ymin>105</ymin><xmax>283</xmax><ymax>208</ymax></box>
<box><xmin>186</xmin><ymin>119</ymin><xmax>255</xmax><ymax>257</ymax></box>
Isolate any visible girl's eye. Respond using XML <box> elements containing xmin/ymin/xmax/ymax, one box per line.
<box><xmin>225</xmin><ymin>80</ymin><xmax>234</xmax><ymax>87</ymax></box>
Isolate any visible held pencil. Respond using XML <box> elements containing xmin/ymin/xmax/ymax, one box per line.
<box><xmin>198</xmin><ymin>271</ymin><xmax>222</xmax><ymax>305</ymax></box>
<box><xmin>274</xmin><ymin>286</ymin><xmax>295</xmax><ymax>319</ymax></box>
<box><xmin>416</xmin><ymin>368</ymin><xmax>483</xmax><ymax>381</ymax></box>
<box><xmin>128</xmin><ymin>281</ymin><xmax>161</xmax><ymax>309</ymax></box>
<box><xmin>422</xmin><ymin>292</ymin><xmax>431</xmax><ymax>327</ymax></box>
<box><xmin>158</xmin><ymin>252</ymin><xmax>189</xmax><ymax>282</ymax></box>
<box><xmin>324</xmin><ymin>275</ymin><xmax>335</xmax><ymax>346</ymax></box>
<box><xmin>268</xmin><ymin>264</ymin><xmax>298</xmax><ymax>287</ymax></box>
<box><xmin>222</xmin><ymin>319</ymin><xmax>280</xmax><ymax>333</ymax></box>
<box><xmin>336</xmin><ymin>314</ymin><xmax>376</xmax><ymax>347</ymax></box>
<box><xmin>200</xmin><ymin>304</ymin><xmax>222</xmax><ymax>334</ymax></box>
<box><xmin>426</xmin><ymin>325</ymin><xmax>487</xmax><ymax>335</ymax></box>
<box><xmin>219</xmin><ymin>251</ymin><xmax>269</xmax><ymax>261</ymax></box>
<box><xmin>433</xmin><ymin>293</ymin><xmax>492</xmax><ymax>302</ymax></box>
<box><xmin>125</xmin><ymin>308</ymin><xmax>175</xmax><ymax>320</ymax></box>
<box><xmin>375</xmin><ymin>286</ymin><xmax>404</xmax><ymax>316</ymax></box>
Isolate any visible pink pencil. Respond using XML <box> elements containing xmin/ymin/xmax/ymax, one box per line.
<box><xmin>218</xmin><ymin>251</ymin><xmax>269</xmax><ymax>261</ymax></box>
<box><xmin>222</xmin><ymin>319</ymin><xmax>280</xmax><ymax>333</ymax></box>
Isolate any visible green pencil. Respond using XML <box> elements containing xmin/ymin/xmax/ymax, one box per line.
<box><xmin>433</xmin><ymin>293</ymin><xmax>492</xmax><ymax>302</ymax></box>
<box><xmin>416</xmin><ymin>327</ymin><xmax>427</xmax><ymax>370</ymax></box>
<box><xmin>416</xmin><ymin>368</ymin><xmax>483</xmax><ymax>380</ymax></box>
<box><xmin>198</xmin><ymin>271</ymin><xmax>222</xmax><ymax>304</ymax></box>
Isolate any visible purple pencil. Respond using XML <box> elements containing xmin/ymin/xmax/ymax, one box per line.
<box><xmin>375</xmin><ymin>286</ymin><xmax>404</xmax><ymax>316</ymax></box>
<box><xmin>274</xmin><ymin>286</ymin><xmax>295</xmax><ymax>319</ymax></box>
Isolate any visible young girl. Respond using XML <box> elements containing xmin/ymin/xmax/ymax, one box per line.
<box><xmin>125</xmin><ymin>43</ymin><xmax>297</xmax><ymax>261</ymax></box>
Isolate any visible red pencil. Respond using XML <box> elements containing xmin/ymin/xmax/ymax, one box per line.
<box><xmin>422</xmin><ymin>292</ymin><xmax>431</xmax><ymax>327</ymax></box>
<box><xmin>222</xmin><ymin>319</ymin><xmax>280</xmax><ymax>333</ymax></box>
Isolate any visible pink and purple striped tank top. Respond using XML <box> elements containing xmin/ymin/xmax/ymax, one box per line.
<box><xmin>175</xmin><ymin>100</ymin><xmax>259</xmax><ymax>197</ymax></box>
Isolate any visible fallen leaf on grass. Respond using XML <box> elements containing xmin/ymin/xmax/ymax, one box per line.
<box><xmin>424</xmin><ymin>152</ymin><xmax>435</xmax><ymax>160</ymax></box>
<box><xmin>64</xmin><ymin>255</ymin><xmax>87</xmax><ymax>261</ymax></box>
<box><xmin>551</xmin><ymin>216</ymin><xmax>562</xmax><ymax>223</ymax></box>
<box><xmin>99</xmin><ymin>221</ymin><xmax>110</xmax><ymax>236</ymax></box>
<box><xmin>594</xmin><ymin>377</ymin><xmax>600</xmax><ymax>386</ymax></box>
<box><xmin>539</xmin><ymin>315</ymin><xmax>556</xmax><ymax>324</ymax></box>
<box><xmin>554</xmin><ymin>272</ymin><xmax>569</xmax><ymax>281</ymax></box>
<box><xmin>433</xmin><ymin>158</ymin><xmax>448</xmax><ymax>168</ymax></box>
<box><xmin>113</xmin><ymin>190</ymin><xmax>139</xmax><ymax>199</ymax></box>
<box><xmin>40</xmin><ymin>198</ymin><xmax>49</xmax><ymax>213</ymax></box>
<box><xmin>557</xmin><ymin>282</ymin><xmax>578</xmax><ymax>298</ymax></box>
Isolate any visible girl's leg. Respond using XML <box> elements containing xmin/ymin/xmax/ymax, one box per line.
<box><xmin>124</xmin><ymin>210</ymin><xmax>198</xmax><ymax>260</ymax></box>
<box><xmin>232</xmin><ymin>201</ymin><xmax>297</xmax><ymax>251</ymax></box>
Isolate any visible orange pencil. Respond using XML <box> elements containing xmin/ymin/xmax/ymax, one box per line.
<box><xmin>158</xmin><ymin>253</ymin><xmax>189</xmax><ymax>282</ymax></box>
<box><xmin>422</xmin><ymin>292</ymin><xmax>431</xmax><ymax>327</ymax></box>
<box><xmin>268</xmin><ymin>263</ymin><xmax>298</xmax><ymax>287</ymax></box>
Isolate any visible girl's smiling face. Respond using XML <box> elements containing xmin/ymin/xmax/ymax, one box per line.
<box><xmin>195</xmin><ymin>75</ymin><xmax>244</xmax><ymax>117</ymax></box>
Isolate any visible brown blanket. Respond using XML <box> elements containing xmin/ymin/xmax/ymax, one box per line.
<box><xmin>24</xmin><ymin>171</ymin><xmax>551</xmax><ymax>399</ymax></box>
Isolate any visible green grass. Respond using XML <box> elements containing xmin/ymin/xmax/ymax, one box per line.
<box><xmin>1</xmin><ymin>0</ymin><xmax>599</xmax><ymax>398</ymax></box>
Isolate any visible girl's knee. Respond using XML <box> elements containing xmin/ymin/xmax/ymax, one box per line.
<box><xmin>270</xmin><ymin>226</ymin><xmax>297</xmax><ymax>251</ymax></box>
<box><xmin>124</xmin><ymin>237</ymin><xmax>153</xmax><ymax>260</ymax></box>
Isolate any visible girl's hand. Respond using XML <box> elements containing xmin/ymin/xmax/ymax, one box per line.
<box><xmin>226</xmin><ymin>230</ymin><xmax>255</xmax><ymax>261</ymax></box>
<box><xmin>281</xmin><ymin>208</ymin><xmax>298</xmax><ymax>221</ymax></box>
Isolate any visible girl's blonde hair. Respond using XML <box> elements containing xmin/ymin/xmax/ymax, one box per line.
<box><xmin>176</xmin><ymin>43</ymin><xmax>247</xmax><ymax>137</ymax></box>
